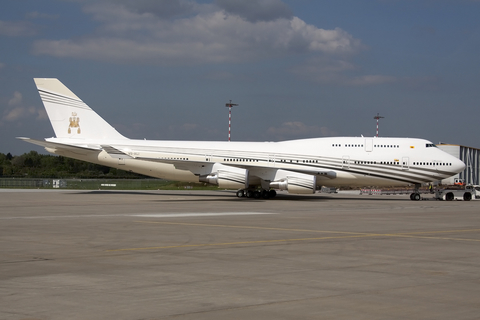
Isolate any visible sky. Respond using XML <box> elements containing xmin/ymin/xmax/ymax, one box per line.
<box><xmin>1</xmin><ymin>0</ymin><xmax>480</xmax><ymax>155</ymax></box>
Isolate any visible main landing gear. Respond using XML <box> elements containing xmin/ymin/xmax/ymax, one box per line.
<box><xmin>236</xmin><ymin>189</ymin><xmax>277</xmax><ymax>199</ymax></box>
<box><xmin>409</xmin><ymin>184</ymin><xmax>421</xmax><ymax>201</ymax></box>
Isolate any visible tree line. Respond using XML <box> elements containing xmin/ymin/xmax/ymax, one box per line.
<box><xmin>0</xmin><ymin>151</ymin><xmax>145</xmax><ymax>179</ymax></box>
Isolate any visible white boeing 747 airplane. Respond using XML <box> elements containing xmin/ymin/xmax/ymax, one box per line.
<box><xmin>19</xmin><ymin>78</ymin><xmax>465</xmax><ymax>200</ymax></box>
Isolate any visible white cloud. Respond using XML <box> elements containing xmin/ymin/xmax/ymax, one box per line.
<box><xmin>26</xmin><ymin>12</ymin><xmax>59</xmax><ymax>20</ymax></box>
<box><xmin>2</xmin><ymin>92</ymin><xmax>47</xmax><ymax>123</ymax></box>
<box><xmin>291</xmin><ymin>56</ymin><xmax>396</xmax><ymax>86</ymax></box>
<box><xmin>348</xmin><ymin>75</ymin><xmax>397</xmax><ymax>86</ymax></box>
<box><xmin>0</xmin><ymin>20</ymin><xmax>36</xmax><ymax>36</ymax></box>
<box><xmin>8</xmin><ymin>91</ymin><xmax>23</xmax><ymax>106</ymax></box>
<box><xmin>2</xmin><ymin>106</ymin><xmax>37</xmax><ymax>122</ymax></box>
<box><xmin>32</xmin><ymin>2</ymin><xmax>363</xmax><ymax>65</ymax></box>
<box><xmin>101</xmin><ymin>0</ymin><xmax>199</xmax><ymax>19</ymax></box>
<box><xmin>30</xmin><ymin>1</ymin><xmax>391</xmax><ymax>86</ymax></box>
<box><xmin>215</xmin><ymin>0</ymin><xmax>293</xmax><ymax>22</ymax></box>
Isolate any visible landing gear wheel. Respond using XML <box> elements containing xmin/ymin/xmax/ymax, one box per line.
<box><xmin>261</xmin><ymin>190</ymin><xmax>270</xmax><ymax>199</ymax></box>
<box><xmin>410</xmin><ymin>193</ymin><xmax>420</xmax><ymax>201</ymax></box>
<box><xmin>236</xmin><ymin>190</ymin><xmax>245</xmax><ymax>198</ymax></box>
<box><xmin>268</xmin><ymin>190</ymin><xmax>277</xmax><ymax>198</ymax></box>
<box><xmin>253</xmin><ymin>191</ymin><xmax>261</xmax><ymax>199</ymax></box>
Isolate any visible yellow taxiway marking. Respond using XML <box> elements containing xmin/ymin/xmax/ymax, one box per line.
<box><xmin>134</xmin><ymin>220</ymin><xmax>480</xmax><ymax>237</ymax></box>
<box><xmin>107</xmin><ymin>234</ymin><xmax>380</xmax><ymax>252</ymax></box>
<box><xmin>105</xmin><ymin>222</ymin><xmax>480</xmax><ymax>252</ymax></box>
<box><xmin>385</xmin><ymin>234</ymin><xmax>480</xmax><ymax>242</ymax></box>
<box><xmin>133</xmin><ymin>220</ymin><xmax>368</xmax><ymax>235</ymax></box>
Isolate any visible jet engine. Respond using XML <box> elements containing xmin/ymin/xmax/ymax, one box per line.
<box><xmin>269</xmin><ymin>170</ymin><xmax>316</xmax><ymax>194</ymax></box>
<box><xmin>199</xmin><ymin>163</ymin><xmax>249</xmax><ymax>189</ymax></box>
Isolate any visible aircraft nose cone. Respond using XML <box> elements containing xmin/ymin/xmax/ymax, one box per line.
<box><xmin>453</xmin><ymin>158</ymin><xmax>466</xmax><ymax>173</ymax></box>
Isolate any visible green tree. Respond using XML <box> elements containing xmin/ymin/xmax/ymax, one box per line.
<box><xmin>0</xmin><ymin>151</ymin><xmax>149</xmax><ymax>179</ymax></box>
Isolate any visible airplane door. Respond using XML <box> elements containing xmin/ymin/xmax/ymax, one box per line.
<box><xmin>365</xmin><ymin>139</ymin><xmax>373</xmax><ymax>152</ymax></box>
<box><xmin>342</xmin><ymin>156</ymin><xmax>350</xmax><ymax>169</ymax></box>
<box><xmin>269</xmin><ymin>154</ymin><xmax>276</xmax><ymax>167</ymax></box>
<box><xmin>433</xmin><ymin>160</ymin><xmax>441</xmax><ymax>175</ymax></box>
<box><xmin>402</xmin><ymin>157</ymin><xmax>409</xmax><ymax>170</ymax></box>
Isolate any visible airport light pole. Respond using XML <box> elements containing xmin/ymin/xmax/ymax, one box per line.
<box><xmin>225</xmin><ymin>100</ymin><xmax>238</xmax><ymax>142</ymax></box>
<box><xmin>374</xmin><ymin>113</ymin><xmax>384</xmax><ymax>137</ymax></box>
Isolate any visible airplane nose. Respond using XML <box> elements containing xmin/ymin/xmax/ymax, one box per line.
<box><xmin>452</xmin><ymin>158</ymin><xmax>466</xmax><ymax>173</ymax></box>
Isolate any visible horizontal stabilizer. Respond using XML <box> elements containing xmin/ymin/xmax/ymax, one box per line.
<box><xmin>17</xmin><ymin>137</ymin><xmax>102</xmax><ymax>152</ymax></box>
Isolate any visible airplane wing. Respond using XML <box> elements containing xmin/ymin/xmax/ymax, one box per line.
<box><xmin>131</xmin><ymin>154</ymin><xmax>336</xmax><ymax>180</ymax></box>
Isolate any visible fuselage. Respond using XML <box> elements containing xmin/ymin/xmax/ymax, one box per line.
<box><xmin>47</xmin><ymin>136</ymin><xmax>465</xmax><ymax>187</ymax></box>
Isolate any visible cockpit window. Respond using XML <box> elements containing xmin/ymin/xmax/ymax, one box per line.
<box><xmin>426</xmin><ymin>143</ymin><xmax>437</xmax><ymax>148</ymax></box>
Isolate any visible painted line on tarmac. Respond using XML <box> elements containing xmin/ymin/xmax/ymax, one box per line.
<box><xmin>106</xmin><ymin>234</ymin><xmax>380</xmax><ymax>252</ymax></box>
<box><xmin>394</xmin><ymin>228</ymin><xmax>480</xmax><ymax>235</ymax></box>
<box><xmin>0</xmin><ymin>212</ymin><xmax>276</xmax><ymax>220</ymax></box>
<box><xmin>135</xmin><ymin>212</ymin><xmax>276</xmax><ymax>218</ymax></box>
<box><xmin>135</xmin><ymin>221</ymin><xmax>480</xmax><ymax>237</ymax></box>
<box><xmin>108</xmin><ymin>226</ymin><xmax>480</xmax><ymax>252</ymax></box>
<box><xmin>135</xmin><ymin>220</ymin><xmax>368</xmax><ymax>235</ymax></box>
<box><xmin>385</xmin><ymin>234</ymin><xmax>480</xmax><ymax>242</ymax></box>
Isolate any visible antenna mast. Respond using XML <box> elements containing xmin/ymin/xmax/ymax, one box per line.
<box><xmin>225</xmin><ymin>100</ymin><xmax>238</xmax><ymax>142</ymax></box>
<box><xmin>373</xmin><ymin>113</ymin><xmax>384</xmax><ymax>137</ymax></box>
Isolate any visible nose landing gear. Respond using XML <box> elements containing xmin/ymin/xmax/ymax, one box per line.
<box><xmin>410</xmin><ymin>192</ymin><xmax>421</xmax><ymax>201</ymax></box>
<box><xmin>410</xmin><ymin>184</ymin><xmax>421</xmax><ymax>201</ymax></box>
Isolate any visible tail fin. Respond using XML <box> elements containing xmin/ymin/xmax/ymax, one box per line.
<box><xmin>34</xmin><ymin>78</ymin><xmax>127</xmax><ymax>140</ymax></box>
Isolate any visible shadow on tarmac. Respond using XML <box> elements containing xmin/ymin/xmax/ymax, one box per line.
<box><xmin>72</xmin><ymin>190</ymin><xmax>412</xmax><ymax>202</ymax></box>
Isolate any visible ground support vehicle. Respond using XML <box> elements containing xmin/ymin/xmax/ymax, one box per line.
<box><xmin>435</xmin><ymin>185</ymin><xmax>479</xmax><ymax>201</ymax></box>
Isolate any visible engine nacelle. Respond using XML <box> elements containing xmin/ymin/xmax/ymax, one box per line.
<box><xmin>269</xmin><ymin>170</ymin><xmax>316</xmax><ymax>194</ymax></box>
<box><xmin>199</xmin><ymin>163</ymin><xmax>249</xmax><ymax>189</ymax></box>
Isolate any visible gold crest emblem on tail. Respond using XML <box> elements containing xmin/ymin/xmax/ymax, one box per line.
<box><xmin>68</xmin><ymin>112</ymin><xmax>81</xmax><ymax>134</ymax></box>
